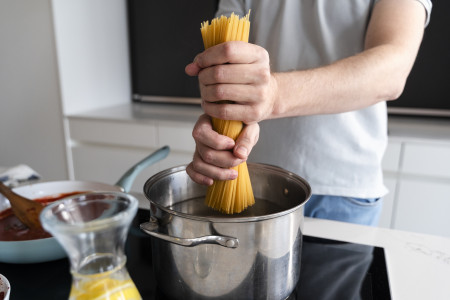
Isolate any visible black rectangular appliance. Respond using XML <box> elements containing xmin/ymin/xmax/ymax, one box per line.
<box><xmin>128</xmin><ymin>1</ymin><xmax>449</xmax><ymax>117</ymax></box>
<box><xmin>387</xmin><ymin>1</ymin><xmax>449</xmax><ymax>118</ymax></box>
<box><xmin>127</xmin><ymin>0</ymin><xmax>218</xmax><ymax>105</ymax></box>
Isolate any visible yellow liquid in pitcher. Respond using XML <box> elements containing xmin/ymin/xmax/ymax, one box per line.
<box><xmin>69</xmin><ymin>278</ymin><xmax>142</xmax><ymax>300</ymax></box>
<box><xmin>69</xmin><ymin>276</ymin><xmax>141</xmax><ymax>300</ymax></box>
<box><xmin>69</xmin><ymin>255</ymin><xmax>141</xmax><ymax>300</ymax></box>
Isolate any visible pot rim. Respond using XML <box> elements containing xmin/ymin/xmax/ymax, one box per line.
<box><xmin>144</xmin><ymin>163</ymin><xmax>311</xmax><ymax>223</ymax></box>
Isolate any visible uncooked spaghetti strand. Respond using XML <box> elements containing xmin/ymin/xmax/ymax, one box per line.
<box><xmin>200</xmin><ymin>11</ymin><xmax>254</xmax><ymax>214</ymax></box>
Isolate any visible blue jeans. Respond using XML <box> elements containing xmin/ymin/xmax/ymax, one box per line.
<box><xmin>304</xmin><ymin>195</ymin><xmax>383</xmax><ymax>226</ymax></box>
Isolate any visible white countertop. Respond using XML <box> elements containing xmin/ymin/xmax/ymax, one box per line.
<box><xmin>68</xmin><ymin>102</ymin><xmax>450</xmax><ymax>143</ymax></box>
<box><xmin>304</xmin><ymin>217</ymin><xmax>450</xmax><ymax>300</ymax></box>
<box><xmin>67</xmin><ymin>102</ymin><xmax>203</xmax><ymax>124</ymax></box>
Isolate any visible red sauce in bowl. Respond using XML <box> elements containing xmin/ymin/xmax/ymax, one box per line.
<box><xmin>0</xmin><ymin>191</ymin><xmax>88</xmax><ymax>241</ymax></box>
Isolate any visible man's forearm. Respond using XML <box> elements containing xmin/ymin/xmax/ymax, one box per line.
<box><xmin>269</xmin><ymin>0</ymin><xmax>426</xmax><ymax>119</ymax></box>
<box><xmin>270</xmin><ymin>45</ymin><xmax>409</xmax><ymax>118</ymax></box>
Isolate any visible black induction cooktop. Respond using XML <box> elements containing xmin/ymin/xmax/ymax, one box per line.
<box><xmin>0</xmin><ymin>209</ymin><xmax>391</xmax><ymax>300</ymax></box>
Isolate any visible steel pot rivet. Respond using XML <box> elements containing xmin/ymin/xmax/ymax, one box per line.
<box><xmin>226</xmin><ymin>239</ymin><xmax>237</xmax><ymax>248</ymax></box>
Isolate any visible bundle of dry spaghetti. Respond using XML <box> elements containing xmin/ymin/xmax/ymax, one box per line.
<box><xmin>200</xmin><ymin>12</ymin><xmax>255</xmax><ymax>214</ymax></box>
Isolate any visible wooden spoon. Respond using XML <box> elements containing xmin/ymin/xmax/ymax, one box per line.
<box><xmin>0</xmin><ymin>182</ymin><xmax>44</xmax><ymax>230</ymax></box>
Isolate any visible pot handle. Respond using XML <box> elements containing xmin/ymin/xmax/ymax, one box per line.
<box><xmin>140</xmin><ymin>217</ymin><xmax>239</xmax><ymax>249</ymax></box>
<box><xmin>115</xmin><ymin>146</ymin><xmax>170</xmax><ymax>193</ymax></box>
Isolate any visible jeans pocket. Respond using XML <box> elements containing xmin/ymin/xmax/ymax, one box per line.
<box><xmin>344</xmin><ymin>197</ymin><xmax>381</xmax><ymax>207</ymax></box>
<box><xmin>305</xmin><ymin>195</ymin><xmax>383</xmax><ymax>226</ymax></box>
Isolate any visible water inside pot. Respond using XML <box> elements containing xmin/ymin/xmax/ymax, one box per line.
<box><xmin>146</xmin><ymin>163</ymin><xmax>311</xmax><ymax>222</ymax></box>
<box><xmin>167</xmin><ymin>196</ymin><xmax>288</xmax><ymax>218</ymax></box>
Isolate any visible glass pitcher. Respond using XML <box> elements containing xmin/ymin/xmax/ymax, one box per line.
<box><xmin>40</xmin><ymin>191</ymin><xmax>141</xmax><ymax>300</ymax></box>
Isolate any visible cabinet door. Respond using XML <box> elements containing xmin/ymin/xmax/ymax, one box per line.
<box><xmin>157</xmin><ymin>121</ymin><xmax>196</xmax><ymax>169</ymax></box>
<box><xmin>158</xmin><ymin>121</ymin><xmax>196</xmax><ymax>152</ymax></box>
<box><xmin>379</xmin><ymin>175</ymin><xmax>397</xmax><ymax>228</ymax></box>
<box><xmin>382</xmin><ymin>140</ymin><xmax>402</xmax><ymax>172</ymax></box>
<box><xmin>402</xmin><ymin>143</ymin><xmax>450</xmax><ymax>179</ymax></box>
<box><xmin>71</xmin><ymin>145</ymin><xmax>161</xmax><ymax>194</ymax></box>
<box><xmin>69</xmin><ymin>118</ymin><xmax>158</xmax><ymax>148</ymax></box>
<box><xmin>394</xmin><ymin>178</ymin><xmax>450</xmax><ymax>238</ymax></box>
<box><xmin>159</xmin><ymin>151</ymin><xmax>193</xmax><ymax>170</ymax></box>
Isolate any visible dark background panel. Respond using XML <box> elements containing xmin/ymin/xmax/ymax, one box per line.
<box><xmin>128</xmin><ymin>0</ymin><xmax>219</xmax><ymax>99</ymax></box>
<box><xmin>387</xmin><ymin>1</ymin><xmax>450</xmax><ymax>116</ymax></box>
<box><xmin>128</xmin><ymin>1</ymin><xmax>449</xmax><ymax>117</ymax></box>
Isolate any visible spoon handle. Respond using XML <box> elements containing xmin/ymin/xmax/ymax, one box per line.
<box><xmin>0</xmin><ymin>182</ymin><xmax>44</xmax><ymax>230</ymax></box>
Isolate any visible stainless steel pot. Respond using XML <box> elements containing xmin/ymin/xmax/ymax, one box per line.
<box><xmin>141</xmin><ymin>163</ymin><xmax>311</xmax><ymax>300</ymax></box>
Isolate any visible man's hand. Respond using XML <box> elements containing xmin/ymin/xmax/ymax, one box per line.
<box><xmin>185</xmin><ymin>41</ymin><xmax>278</xmax><ymax>125</ymax></box>
<box><xmin>186</xmin><ymin>114</ymin><xmax>260</xmax><ymax>185</ymax></box>
<box><xmin>185</xmin><ymin>41</ymin><xmax>271</xmax><ymax>185</ymax></box>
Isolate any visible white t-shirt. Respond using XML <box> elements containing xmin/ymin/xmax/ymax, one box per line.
<box><xmin>216</xmin><ymin>0</ymin><xmax>432</xmax><ymax>198</ymax></box>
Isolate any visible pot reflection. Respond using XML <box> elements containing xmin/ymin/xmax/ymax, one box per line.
<box><xmin>291</xmin><ymin>237</ymin><xmax>374</xmax><ymax>300</ymax></box>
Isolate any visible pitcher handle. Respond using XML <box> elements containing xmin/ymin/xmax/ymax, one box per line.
<box><xmin>140</xmin><ymin>217</ymin><xmax>239</xmax><ymax>249</ymax></box>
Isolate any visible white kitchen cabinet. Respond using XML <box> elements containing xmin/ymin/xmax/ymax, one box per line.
<box><xmin>383</xmin><ymin>118</ymin><xmax>450</xmax><ymax>237</ymax></box>
<box><xmin>66</xmin><ymin>103</ymin><xmax>201</xmax><ymax>195</ymax></box>
<box><xmin>69</xmin><ymin>118</ymin><xmax>158</xmax><ymax>149</ymax></box>
<box><xmin>402</xmin><ymin>143</ymin><xmax>450</xmax><ymax>179</ymax></box>
<box><xmin>71</xmin><ymin>144</ymin><xmax>160</xmax><ymax>194</ymax></box>
<box><xmin>379</xmin><ymin>175</ymin><xmax>397</xmax><ymax>228</ymax></box>
<box><xmin>382</xmin><ymin>140</ymin><xmax>402</xmax><ymax>172</ymax></box>
<box><xmin>388</xmin><ymin>141</ymin><xmax>450</xmax><ymax>237</ymax></box>
<box><xmin>394</xmin><ymin>178</ymin><xmax>450</xmax><ymax>237</ymax></box>
<box><xmin>379</xmin><ymin>140</ymin><xmax>402</xmax><ymax>228</ymax></box>
<box><xmin>158</xmin><ymin>120</ymin><xmax>197</xmax><ymax>153</ymax></box>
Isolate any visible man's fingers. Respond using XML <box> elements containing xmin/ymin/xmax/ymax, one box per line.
<box><xmin>198</xmin><ymin>64</ymin><xmax>260</xmax><ymax>85</ymax></box>
<box><xmin>186</xmin><ymin>162</ymin><xmax>213</xmax><ymax>186</ymax></box>
<box><xmin>193</xmin><ymin>116</ymin><xmax>244</xmax><ymax>168</ymax></box>
<box><xmin>195</xmin><ymin>41</ymin><xmax>269</xmax><ymax>69</ymax></box>
<box><xmin>188</xmin><ymin>151</ymin><xmax>239</xmax><ymax>185</ymax></box>
<box><xmin>192</xmin><ymin>114</ymin><xmax>235</xmax><ymax>150</ymax></box>
<box><xmin>234</xmin><ymin>123</ymin><xmax>260</xmax><ymax>159</ymax></box>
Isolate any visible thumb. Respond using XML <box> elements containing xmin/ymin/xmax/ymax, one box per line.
<box><xmin>185</xmin><ymin>55</ymin><xmax>202</xmax><ymax>76</ymax></box>
<box><xmin>185</xmin><ymin>62</ymin><xmax>201</xmax><ymax>76</ymax></box>
<box><xmin>233</xmin><ymin>123</ymin><xmax>260</xmax><ymax>160</ymax></box>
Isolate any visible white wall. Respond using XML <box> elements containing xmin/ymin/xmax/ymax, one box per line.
<box><xmin>0</xmin><ymin>0</ymin><xmax>131</xmax><ymax>180</ymax></box>
<box><xmin>0</xmin><ymin>0</ymin><xmax>68</xmax><ymax>180</ymax></box>
<box><xmin>51</xmin><ymin>0</ymin><xmax>130</xmax><ymax>115</ymax></box>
